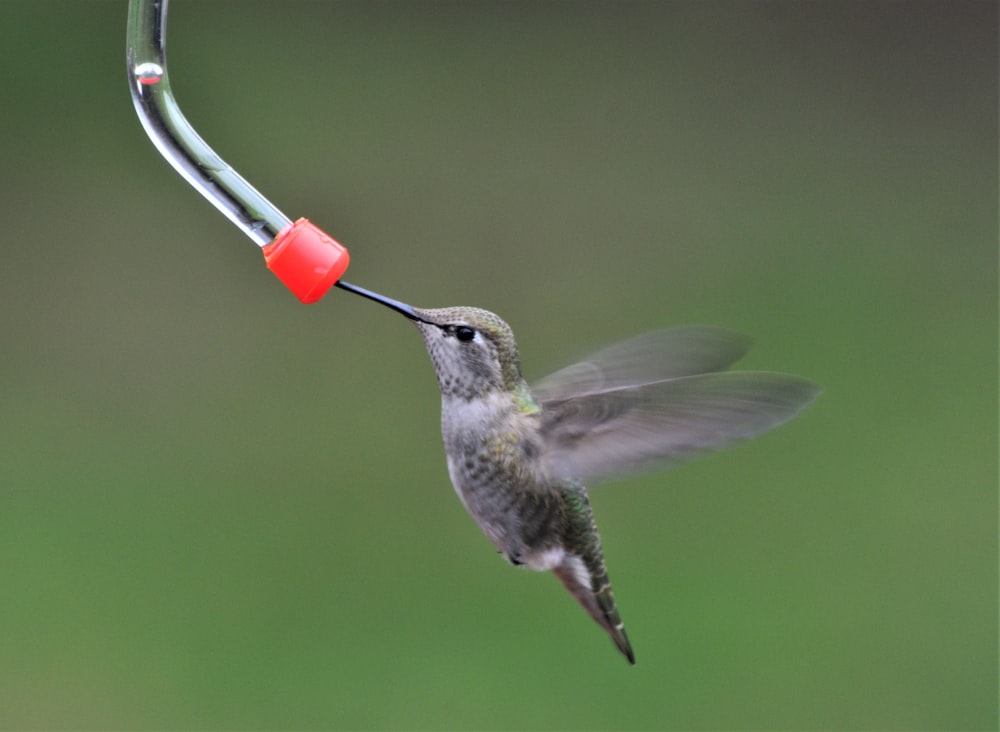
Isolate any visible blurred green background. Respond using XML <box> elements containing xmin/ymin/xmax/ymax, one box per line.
<box><xmin>0</xmin><ymin>1</ymin><xmax>995</xmax><ymax>729</ymax></box>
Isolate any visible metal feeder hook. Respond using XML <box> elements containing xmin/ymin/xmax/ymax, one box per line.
<box><xmin>126</xmin><ymin>0</ymin><xmax>413</xmax><ymax>313</ymax></box>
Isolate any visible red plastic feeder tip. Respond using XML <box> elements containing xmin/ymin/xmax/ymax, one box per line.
<box><xmin>262</xmin><ymin>218</ymin><xmax>350</xmax><ymax>304</ymax></box>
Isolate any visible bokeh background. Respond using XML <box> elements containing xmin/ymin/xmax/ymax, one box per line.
<box><xmin>0</xmin><ymin>1</ymin><xmax>995</xmax><ymax>729</ymax></box>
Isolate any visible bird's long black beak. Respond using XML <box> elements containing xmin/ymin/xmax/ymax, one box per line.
<box><xmin>335</xmin><ymin>280</ymin><xmax>435</xmax><ymax>325</ymax></box>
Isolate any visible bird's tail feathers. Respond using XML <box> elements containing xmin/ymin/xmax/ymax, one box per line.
<box><xmin>553</xmin><ymin>557</ymin><xmax>635</xmax><ymax>664</ymax></box>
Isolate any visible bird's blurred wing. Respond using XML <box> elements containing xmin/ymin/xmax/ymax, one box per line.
<box><xmin>531</xmin><ymin>326</ymin><xmax>753</xmax><ymax>402</ymax></box>
<box><xmin>539</xmin><ymin>371</ymin><xmax>820</xmax><ymax>485</ymax></box>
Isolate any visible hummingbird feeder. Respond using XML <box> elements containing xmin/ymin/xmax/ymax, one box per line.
<box><xmin>125</xmin><ymin>0</ymin><xmax>421</xmax><ymax>316</ymax></box>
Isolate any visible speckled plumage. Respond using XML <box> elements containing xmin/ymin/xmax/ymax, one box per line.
<box><xmin>411</xmin><ymin>306</ymin><xmax>635</xmax><ymax>662</ymax></box>
<box><xmin>397</xmin><ymin>305</ymin><xmax>820</xmax><ymax>665</ymax></box>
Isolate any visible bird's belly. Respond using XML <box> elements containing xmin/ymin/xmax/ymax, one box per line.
<box><xmin>445</xmin><ymin>454</ymin><xmax>509</xmax><ymax>548</ymax></box>
<box><xmin>445</xmin><ymin>452</ymin><xmax>558</xmax><ymax>566</ymax></box>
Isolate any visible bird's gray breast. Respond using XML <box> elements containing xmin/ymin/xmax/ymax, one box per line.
<box><xmin>440</xmin><ymin>394</ymin><xmax>559</xmax><ymax>562</ymax></box>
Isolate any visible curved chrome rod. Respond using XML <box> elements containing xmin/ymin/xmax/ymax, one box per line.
<box><xmin>126</xmin><ymin>0</ymin><xmax>290</xmax><ymax>247</ymax></box>
<box><xmin>126</xmin><ymin>0</ymin><xmax>414</xmax><ymax>310</ymax></box>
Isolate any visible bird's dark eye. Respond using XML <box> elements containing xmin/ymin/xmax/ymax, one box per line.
<box><xmin>455</xmin><ymin>326</ymin><xmax>476</xmax><ymax>342</ymax></box>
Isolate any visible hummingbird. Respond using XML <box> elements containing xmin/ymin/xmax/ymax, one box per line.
<box><xmin>335</xmin><ymin>281</ymin><xmax>820</xmax><ymax>664</ymax></box>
